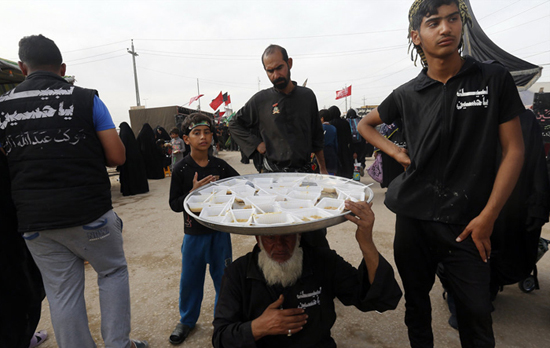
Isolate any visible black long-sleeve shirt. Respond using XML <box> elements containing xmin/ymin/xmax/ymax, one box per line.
<box><xmin>229</xmin><ymin>83</ymin><xmax>324</xmax><ymax>170</ymax></box>
<box><xmin>168</xmin><ymin>155</ymin><xmax>239</xmax><ymax>235</ymax></box>
<box><xmin>213</xmin><ymin>244</ymin><xmax>402</xmax><ymax>348</ymax></box>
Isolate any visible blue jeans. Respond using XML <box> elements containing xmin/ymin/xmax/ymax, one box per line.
<box><xmin>24</xmin><ymin>210</ymin><xmax>131</xmax><ymax>348</ymax></box>
<box><xmin>179</xmin><ymin>231</ymin><xmax>232</xmax><ymax>327</ymax></box>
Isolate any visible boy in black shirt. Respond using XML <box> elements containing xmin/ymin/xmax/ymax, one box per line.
<box><xmin>168</xmin><ymin>113</ymin><xmax>239</xmax><ymax>345</ymax></box>
<box><xmin>358</xmin><ymin>1</ymin><xmax>524</xmax><ymax>347</ymax></box>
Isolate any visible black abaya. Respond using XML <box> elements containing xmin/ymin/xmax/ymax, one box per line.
<box><xmin>118</xmin><ymin>122</ymin><xmax>150</xmax><ymax>196</ymax></box>
<box><xmin>136</xmin><ymin>123</ymin><xmax>165</xmax><ymax>179</ymax></box>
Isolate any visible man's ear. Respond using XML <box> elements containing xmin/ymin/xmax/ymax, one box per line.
<box><xmin>59</xmin><ymin>63</ymin><xmax>66</xmax><ymax>77</ymax></box>
<box><xmin>411</xmin><ymin>30</ymin><xmax>421</xmax><ymax>46</ymax></box>
<box><xmin>18</xmin><ymin>61</ymin><xmax>29</xmax><ymax>76</ymax></box>
<box><xmin>287</xmin><ymin>57</ymin><xmax>293</xmax><ymax>70</ymax></box>
<box><xmin>182</xmin><ymin>134</ymin><xmax>190</xmax><ymax>145</ymax></box>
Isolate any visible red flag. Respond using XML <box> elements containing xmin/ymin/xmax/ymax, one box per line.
<box><xmin>189</xmin><ymin>94</ymin><xmax>204</xmax><ymax>106</ymax></box>
<box><xmin>335</xmin><ymin>85</ymin><xmax>352</xmax><ymax>100</ymax></box>
<box><xmin>210</xmin><ymin>91</ymin><xmax>223</xmax><ymax>110</ymax></box>
<box><xmin>223</xmin><ymin>92</ymin><xmax>231</xmax><ymax>105</ymax></box>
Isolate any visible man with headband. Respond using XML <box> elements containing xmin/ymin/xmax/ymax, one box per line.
<box><xmin>358</xmin><ymin>1</ymin><xmax>525</xmax><ymax>347</ymax></box>
<box><xmin>168</xmin><ymin>113</ymin><xmax>240</xmax><ymax>345</ymax></box>
<box><xmin>212</xmin><ymin>201</ymin><xmax>401</xmax><ymax>348</ymax></box>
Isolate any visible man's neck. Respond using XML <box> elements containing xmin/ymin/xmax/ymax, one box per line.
<box><xmin>425</xmin><ymin>53</ymin><xmax>464</xmax><ymax>84</ymax></box>
<box><xmin>278</xmin><ymin>81</ymin><xmax>296</xmax><ymax>95</ymax></box>
<box><xmin>190</xmin><ymin>150</ymin><xmax>209</xmax><ymax>167</ymax></box>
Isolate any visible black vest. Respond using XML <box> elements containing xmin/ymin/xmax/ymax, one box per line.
<box><xmin>0</xmin><ymin>71</ymin><xmax>112</xmax><ymax>232</ymax></box>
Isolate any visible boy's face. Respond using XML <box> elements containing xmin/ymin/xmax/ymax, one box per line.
<box><xmin>170</xmin><ymin>132</ymin><xmax>178</xmax><ymax>139</ymax></box>
<box><xmin>411</xmin><ymin>3</ymin><xmax>462</xmax><ymax>61</ymax></box>
<box><xmin>183</xmin><ymin>125</ymin><xmax>212</xmax><ymax>151</ymax></box>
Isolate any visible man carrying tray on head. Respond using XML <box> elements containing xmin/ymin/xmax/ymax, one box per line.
<box><xmin>212</xmin><ymin>200</ymin><xmax>402</xmax><ymax>348</ymax></box>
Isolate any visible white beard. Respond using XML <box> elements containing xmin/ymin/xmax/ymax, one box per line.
<box><xmin>257</xmin><ymin>236</ymin><xmax>303</xmax><ymax>288</ymax></box>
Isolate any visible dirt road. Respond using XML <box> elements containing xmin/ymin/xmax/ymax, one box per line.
<box><xmin>35</xmin><ymin>151</ymin><xmax>550</xmax><ymax>347</ymax></box>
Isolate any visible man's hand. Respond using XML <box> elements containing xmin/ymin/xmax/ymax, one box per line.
<box><xmin>345</xmin><ymin>201</ymin><xmax>379</xmax><ymax>283</ymax></box>
<box><xmin>393</xmin><ymin>146</ymin><xmax>410</xmax><ymax>171</ymax></box>
<box><xmin>456</xmin><ymin>214</ymin><xmax>495</xmax><ymax>262</ymax></box>
<box><xmin>256</xmin><ymin>142</ymin><xmax>267</xmax><ymax>155</ymax></box>
<box><xmin>251</xmin><ymin>295</ymin><xmax>308</xmax><ymax>341</ymax></box>
<box><xmin>190</xmin><ymin>172</ymin><xmax>216</xmax><ymax>192</ymax></box>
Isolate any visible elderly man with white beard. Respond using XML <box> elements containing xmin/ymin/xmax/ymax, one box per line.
<box><xmin>212</xmin><ymin>201</ymin><xmax>402</xmax><ymax>348</ymax></box>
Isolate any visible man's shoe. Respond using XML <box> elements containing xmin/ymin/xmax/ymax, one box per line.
<box><xmin>131</xmin><ymin>340</ymin><xmax>149</xmax><ymax>348</ymax></box>
<box><xmin>169</xmin><ymin>323</ymin><xmax>192</xmax><ymax>345</ymax></box>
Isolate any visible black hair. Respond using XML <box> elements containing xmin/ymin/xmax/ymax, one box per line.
<box><xmin>182</xmin><ymin>113</ymin><xmax>214</xmax><ymax>134</ymax></box>
<box><xmin>408</xmin><ymin>0</ymin><xmax>471</xmax><ymax>67</ymax></box>
<box><xmin>170</xmin><ymin>127</ymin><xmax>179</xmax><ymax>135</ymax></box>
<box><xmin>410</xmin><ymin>0</ymin><xmax>459</xmax><ymax>31</ymax></box>
<box><xmin>262</xmin><ymin>44</ymin><xmax>289</xmax><ymax>68</ymax></box>
<box><xmin>18</xmin><ymin>34</ymin><xmax>63</xmax><ymax>70</ymax></box>
<box><xmin>319</xmin><ymin>109</ymin><xmax>331</xmax><ymax>122</ymax></box>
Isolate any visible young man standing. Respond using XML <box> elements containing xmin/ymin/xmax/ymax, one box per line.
<box><xmin>358</xmin><ymin>1</ymin><xmax>525</xmax><ymax>347</ymax></box>
<box><xmin>0</xmin><ymin>35</ymin><xmax>147</xmax><ymax>348</ymax></box>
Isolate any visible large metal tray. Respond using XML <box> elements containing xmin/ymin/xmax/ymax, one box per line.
<box><xmin>183</xmin><ymin>173</ymin><xmax>374</xmax><ymax>235</ymax></box>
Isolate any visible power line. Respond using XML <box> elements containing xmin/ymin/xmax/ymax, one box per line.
<box><xmin>63</xmin><ymin>40</ymin><xmax>128</xmax><ymax>54</ymax></box>
<box><xmin>483</xmin><ymin>2</ymin><xmax>549</xmax><ymax>30</ymax></box>
<box><xmin>134</xmin><ymin>28</ymin><xmax>406</xmax><ymax>43</ymax></box>
<box><xmin>488</xmin><ymin>14</ymin><xmax>550</xmax><ymax>36</ymax></box>
<box><xmin>69</xmin><ymin>54</ymin><xmax>127</xmax><ymax>66</ymax></box>
<box><xmin>66</xmin><ymin>49</ymin><xmax>124</xmax><ymax>63</ymax></box>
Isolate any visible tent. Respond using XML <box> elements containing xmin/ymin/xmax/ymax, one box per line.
<box><xmin>0</xmin><ymin>57</ymin><xmax>24</xmax><ymax>93</ymax></box>
<box><xmin>462</xmin><ymin>0</ymin><xmax>542</xmax><ymax>91</ymax></box>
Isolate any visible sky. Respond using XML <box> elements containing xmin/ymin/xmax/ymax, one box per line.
<box><xmin>2</xmin><ymin>0</ymin><xmax>549</xmax><ymax>127</ymax></box>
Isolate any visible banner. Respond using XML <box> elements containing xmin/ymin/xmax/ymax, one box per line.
<box><xmin>336</xmin><ymin>85</ymin><xmax>352</xmax><ymax>100</ymax></box>
<box><xmin>189</xmin><ymin>94</ymin><xmax>204</xmax><ymax>106</ymax></box>
<box><xmin>210</xmin><ymin>91</ymin><xmax>223</xmax><ymax>110</ymax></box>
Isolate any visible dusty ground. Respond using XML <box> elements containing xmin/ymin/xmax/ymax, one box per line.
<box><xmin>35</xmin><ymin>150</ymin><xmax>550</xmax><ymax>348</ymax></box>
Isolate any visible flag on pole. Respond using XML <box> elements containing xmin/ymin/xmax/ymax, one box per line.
<box><xmin>223</xmin><ymin>92</ymin><xmax>231</xmax><ymax>106</ymax></box>
<box><xmin>214</xmin><ymin>110</ymin><xmax>226</xmax><ymax>124</ymax></box>
<box><xmin>210</xmin><ymin>91</ymin><xmax>224</xmax><ymax>110</ymax></box>
<box><xmin>189</xmin><ymin>94</ymin><xmax>204</xmax><ymax>106</ymax></box>
<box><xmin>335</xmin><ymin>85</ymin><xmax>352</xmax><ymax>100</ymax></box>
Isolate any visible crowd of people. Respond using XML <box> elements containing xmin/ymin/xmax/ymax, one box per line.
<box><xmin>1</xmin><ymin>0</ymin><xmax>549</xmax><ymax>348</ymax></box>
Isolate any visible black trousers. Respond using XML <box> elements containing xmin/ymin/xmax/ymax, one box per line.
<box><xmin>394</xmin><ymin>215</ymin><xmax>494</xmax><ymax>348</ymax></box>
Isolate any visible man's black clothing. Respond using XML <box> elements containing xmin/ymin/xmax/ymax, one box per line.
<box><xmin>378</xmin><ymin>57</ymin><xmax>525</xmax><ymax>348</ymax></box>
<box><xmin>169</xmin><ymin>155</ymin><xmax>239</xmax><ymax>235</ymax></box>
<box><xmin>0</xmin><ymin>71</ymin><xmax>112</xmax><ymax>232</ymax></box>
<box><xmin>378</xmin><ymin>57</ymin><xmax>525</xmax><ymax>225</ymax></box>
<box><xmin>491</xmin><ymin>109</ymin><xmax>550</xmax><ymax>286</ymax></box>
<box><xmin>228</xmin><ymin>83</ymin><xmax>324</xmax><ymax>171</ymax></box>
<box><xmin>212</xmin><ymin>244</ymin><xmax>402</xmax><ymax>348</ymax></box>
<box><xmin>0</xmin><ymin>153</ymin><xmax>45</xmax><ymax>348</ymax></box>
<box><xmin>330</xmin><ymin>117</ymin><xmax>354</xmax><ymax>179</ymax></box>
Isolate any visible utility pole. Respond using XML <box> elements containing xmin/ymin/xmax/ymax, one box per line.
<box><xmin>363</xmin><ymin>96</ymin><xmax>367</xmax><ymax>106</ymax></box>
<box><xmin>197</xmin><ymin>78</ymin><xmax>201</xmax><ymax>110</ymax></box>
<box><xmin>127</xmin><ymin>39</ymin><xmax>141</xmax><ymax>107</ymax></box>
<box><xmin>258</xmin><ymin>77</ymin><xmax>261</xmax><ymax>91</ymax></box>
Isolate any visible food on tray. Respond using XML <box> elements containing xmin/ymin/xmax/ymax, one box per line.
<box><xmin>185</xmin><ymin>173</ymin><xmax>373</xmax><ymax>233</ymax></box>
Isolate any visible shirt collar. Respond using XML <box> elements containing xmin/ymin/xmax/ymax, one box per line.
<box><xmin>414</xmin><ymin>56</ymin><xmax>479</xmax><ymax>91</ymax></box>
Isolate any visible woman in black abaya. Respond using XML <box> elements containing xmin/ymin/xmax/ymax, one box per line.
<box><xmin>118</xmin><ymin>122</ymin><xmax>150</xmax><ymax>196</ymax></box>
<box><xmin>136</xmin><ymin>123</ymin><xmax>165</xmax><ymax>179</ymax></box>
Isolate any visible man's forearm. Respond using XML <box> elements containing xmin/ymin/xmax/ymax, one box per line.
<box><xmin>479</xmin><ymin>118</ymin><xmax>524</xmax><ymax>222</ymax></box>
<box><xmin>314</xmin><ymin>149</ymin><xmax>327</xmax><ymax>174</ymax></box>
